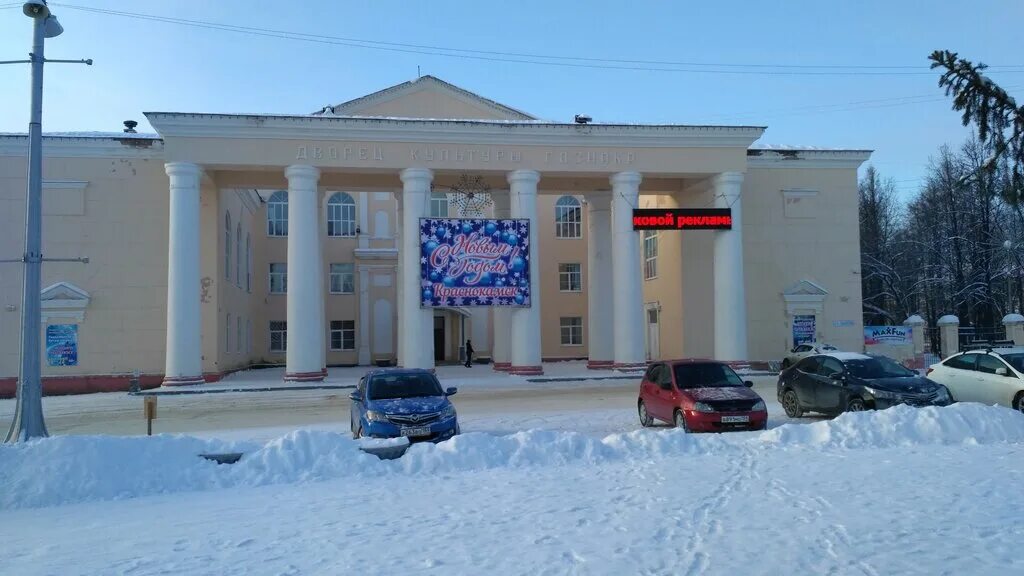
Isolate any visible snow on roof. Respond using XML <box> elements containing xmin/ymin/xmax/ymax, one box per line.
<box><xmin>144</xmin><ymin>111</ymin><xmax>765</xmax><ymax>130</ymax></box>
<box><xmin>0</xmin><ymin>131</ymin><xmax>161</xmax><ymax>140</ymax></box>
<box><xmin>750</xmin><ymin>144</ymin><xmax>873</xmax><ymax>153</ymax></box>
<box><xmin>963</xmin><ymin>346</ymin><xmax>1024</xmax><ymax>354</ymax></box>
<box><xmin>823</xmin><ymin>351</ymin><xmax>872</xmax><ymax>361</ymax></box>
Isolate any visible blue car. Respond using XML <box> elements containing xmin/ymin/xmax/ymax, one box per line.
<box><xmin>349</xmin><ymin>368</ymin><xmax>460</xmax><ymax>442</ymax></box>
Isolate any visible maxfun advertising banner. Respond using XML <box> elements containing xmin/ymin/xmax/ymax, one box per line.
<box><xmin>420</xmin><ymin>218</ymin><xmax>531</xmax><ymax>307</ymax></box>
<box><xmin>864</xmin><ymin>326</ymin><xmax>913</xmax><ymax>345</ymax></box>
<box><xmin>46</xmin><ymin>323</ymin><xmax>78</xmax><ymax>367</ymax></box>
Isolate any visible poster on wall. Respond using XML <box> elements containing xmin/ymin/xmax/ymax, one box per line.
<box><xmin>46</xmin><ymin>324</ymin><xmax>78</xmax><ymax>367</ymax></box>
<box><xmin>864</xmin><ymin>326</ymin><xmax>913</xmax><ymax>346</ymax></box>
<box><xmin>420</xmin><ymin>218</ymin><xmax>531</xmax><ymax>307</ymax></box>
<box><xmin>792</xmin><ymin>315</ymin><xmax>816</xmax><ymax>347</ymax></box>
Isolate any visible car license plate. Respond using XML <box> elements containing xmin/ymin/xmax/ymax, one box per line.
<box><xmin>400</xmin><ymin>426</ymin><xmax>431</xmax><ymax>437</ymax></box>
<box><xmin>720</xmin><ymin>415</ymin><xmax>749</xmax><ymax>423</ymax></box>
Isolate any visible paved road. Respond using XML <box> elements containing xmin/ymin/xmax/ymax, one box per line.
<box><xmin>0</xmin><ymin>377</ymin><xmax>811</xmax><ymax>440</ymax></box>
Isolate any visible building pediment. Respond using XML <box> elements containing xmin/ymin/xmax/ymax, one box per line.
<box><xmin>783</xmin><ymin>279</ymin><xmax>828</xmax><ymax>298</ymax></box>
<box><xmin>782</xmin><ymin>280</ymin><xmax>828</xmax><ymax>315</ymax></box>
<box><xmin>40</xmin><ymin>281</ymin><xmax>90</xmax><ymax>322</ymax></box>
<box><xmin>318</xmin><ymin>75</ymin><xmax>536</xmax><ymax>121</ymax></box>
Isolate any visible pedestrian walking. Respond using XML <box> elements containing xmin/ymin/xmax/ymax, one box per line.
<box><xmin>464</xmin><ymin>339</ymin><xmax>474</xmax><ymax>367</ymax></box>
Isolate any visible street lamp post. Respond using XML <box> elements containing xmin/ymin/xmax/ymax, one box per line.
<box><xmin>3</xmin><ymin>1</ymin><xmax>89</xmax><ymax>442</ymax></box>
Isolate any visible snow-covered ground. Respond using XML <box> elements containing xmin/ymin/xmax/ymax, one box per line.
<box><xmin>2</xmin><ymin>404</ymin><xmax>1024</xmax><ymax>575</ymax></box>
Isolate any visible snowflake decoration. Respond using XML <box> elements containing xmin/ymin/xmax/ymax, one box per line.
<box><xmin>442</xmin><ymin>174</ymin><xmax>493</xmax><ymax>218</ymax></box>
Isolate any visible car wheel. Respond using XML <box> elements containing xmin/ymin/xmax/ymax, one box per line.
<box><xmin>847</xmin><ymin>397</ymin><xmax>867</xmax><ymax>412</ymax></box>
<box><xmin>1014</xmin><ymin>392</ymin><xmax>1024</xmax><ymax>414</ymax></box>
<box><xmin>674</xmin><ymin>409</ymin><xmax>690</xmax><ymax>432</ymax></box>
<box><xmin>352</xmin><ymin>425</ymin><xmax>363</xmax><ymax>440</ymax></box>
<box><xmin>782</xmin><ymin>389</ymin><xmax>803</xmax><ymax>418</ymax></box>
<box><xmin>638</xmin><ymin>400</ymin><xmax>654</xmax><ymax>427</ymax></box>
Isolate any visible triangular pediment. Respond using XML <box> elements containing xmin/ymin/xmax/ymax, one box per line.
<box><xmin>783</xmin><ymin>279</ymin><xmax>828</xmax><ymax>297</ymax></box>
<box><xmin>317</xmin><ymin>75</ymin><xmax>535</xmax><ymax>121</ymax></box>
<box><xmin>41</xmin><ymin>281</ymin><xmax>89</xmax><ymax>301</ymax></box>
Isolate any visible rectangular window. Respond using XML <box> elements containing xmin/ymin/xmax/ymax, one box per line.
<box><xmin>560</xmin><ymin>317</ymin><xmax>583</xmax><ymax>346</ymax></box>
<box><xmin>430</xmin><ymin>193</ymin><xmax>449</xmax><ymax>218</ymax></box>
<box><xmin>643</xmin><ymin>230</ymin><xmax>658</xmax><ymax>280</ymax></box>
<box><xmin>267</xmin><ymin>202</ymin><xmax>288</xmax><ymax>236</ymax></box>
<box><xmin>236</xmin><ymin>316</ymin><xmax>243</xmax><ymax>354</ymax></box>
<box><xmin>269</xmin><ymin>263</ymin><xmax>287</xmax><ymax>294</ymax></box>
<box><xmin>245</xmin><ymin>237</ymin><xmax>252</xmax><ymax>293</ymax></box>
<box><xmin>330</xmin><ymin>320</ymin><xmax>356</xmax><ymax>351</ymax></box>
<box><xmin>269</xmin><ymin>321</ymin><xmax>287</xmax><ymax>352</ymax></box>
<box><xmin>558</xmin><ymin>263</ymin><xmax>582</xmax><ymax>292</ymax></box>
<box><xmin>226</xmin><ymin>313</ymin><xmax>232</xmax><ymax>352</ymax></box>
<box><xmin>330</xmin><ymin>263</ymin><xmax>355</xmax><ymax>294</ymax></box>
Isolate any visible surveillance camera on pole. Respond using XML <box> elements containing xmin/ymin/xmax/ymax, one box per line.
<box><xmin>2</xmin><ymin>0</ymin><xmax>90</xmax><ymax>442</ymax></box>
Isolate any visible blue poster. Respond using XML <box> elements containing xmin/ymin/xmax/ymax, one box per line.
<box><xmin>420</xmin><ymin>218</ymin><xmax>531</xmax><ymax>307</ymax></box>
<box><xmin>792</xmin><ymin>315</ymin><xmax>816</xmax><ymax>347</ymax></box>
<box><xmin>46</xmin><ymin>324</ymin><xmax>78</xmax><ymax>366</ymax></box>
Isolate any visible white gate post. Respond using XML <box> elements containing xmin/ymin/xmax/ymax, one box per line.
<box><xmin>936</xmin><ymin>315</ymin><xmax>960</xmax><ymax>359</ymax></box>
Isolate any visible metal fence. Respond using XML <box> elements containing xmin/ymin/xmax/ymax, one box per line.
<box><xmin>958</xmin><ymin>326</ymin><xmax>1006</xmax><ymax>349</ymax></box>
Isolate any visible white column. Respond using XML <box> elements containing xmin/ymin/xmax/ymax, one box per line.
<box><xmin>357</xmin><ymin>191</ymin><xmax>369</xmax><ymax>249</ymax></box>
<box><xmin>508</xmin><ymin>170</ymin><xmax>543</xmax><ymax>375</ymax></box>
<box><xmin>317</xmin><ymin>189</ymin><xmax>326</xmax><ymax>375</ymax></box>
<box><xmin>163</xmin><ymin>162</ymin><xmax>204</xmax><ymax>385</ymax></box>
<box><xmin>395</xmin><ymin>194</ymin><xmax>403</xmax><ymax>367</ymax></box>
<box><xmin>399</xmin><ymin>168</ymin><xmax>435</xmax><ymax>369</ymax></box>
<box><xmin>611</xmin><ymin>172</ymin><xmax>647</xmax><ymax>369</ymax></box>
<box><xmin>357</xmin><ymin>266</ymin><xmax>371</xmax><ymax>365</ymax></box>
<box><xmin>284</xmin><ymin>165</ymin><xmax>324</xmax><ymax>381</ymax></box>
<box><xmin>586</xmin><ymin>191</ymin><xmax>615</xmax><ymax>369</ymax></box>
<box><xmin>713</xmin><ymin>171</ymin><xmax>748</xmax><ymax>361</ymax></box>
<box><xmin>491</xmin><ymin>192</ymin><xmax>512</xmax><ymax>371</ymax></box>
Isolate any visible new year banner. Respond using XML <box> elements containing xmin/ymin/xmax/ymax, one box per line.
<box><xmin>420</xmin><ymin>218</ymin><xmax>531</xmax><ymax>307</ymax></box>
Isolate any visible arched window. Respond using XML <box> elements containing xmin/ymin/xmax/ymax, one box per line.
<box><xmin>429</xmin><ymin>192</ymin><xmax>449</xmax><ymax>218</ymax></box>
<box><xmin>235</xmin><ymin>222</ymin><xmax>242</xmax><ymax>287</ymax></box>
<box><xmin>224</xmin><ymin>212</ymin><xmax>232</xmax><ymax>279</ymax></box>
<box><xmin>554</xmin><ymin>196</ymin><xmax>582</xmax><ymax>238</ymax></box>
<box><xmin>245</xmin><ymin>233</ymin><xmax>252</xmax><ymax>293</ymax></box>
<box><xmin>327</xmin><ymin>192</ymin><xmax>357</xmax><ymax>237</ymax></box>
<box><xmin>267</xmin><ymin>191</ymin><xmax>288</xmax><ymax>236</ymax></box>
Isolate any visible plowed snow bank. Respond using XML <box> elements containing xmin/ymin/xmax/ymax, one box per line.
<box><xmin>2</xmin><ymin>403</ymin><xmax>1021</xmax><ymax>509</ymax></box>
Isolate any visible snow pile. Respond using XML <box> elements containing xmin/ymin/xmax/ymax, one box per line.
<box><xmin>759</xmin><ymin>403</ymin><xmax>1024</xmax><ymax>450</ymax></box>
<box><xmin>0</xmin><ymin>434</ymin><xmax>248</xmax><ymax>509</ymax></box>
<box><xmin>2</xmin><ymin>404</ymin><xmax>1022</xmax><ymax>509</ymax></box>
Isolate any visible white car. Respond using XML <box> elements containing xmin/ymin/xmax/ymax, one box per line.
<box><xmin>926</xmin><ymin>347</ymin><xmax>1024</xmax><ymax>412</ymax></box>
<box><xmin>781</xmin><ymin>343</ymin><xmax>838</xmax><ymax>369</ymax></box>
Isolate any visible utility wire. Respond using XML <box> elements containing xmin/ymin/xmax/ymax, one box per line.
<box><xmin>49</xmin><ymin>3</ymin><xmax>1024</xmax><ymax>76</ymax></box>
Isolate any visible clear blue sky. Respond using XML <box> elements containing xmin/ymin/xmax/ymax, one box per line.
<box><xmin>2</xmin><ymin>0</ymin><xmax>1022</xmax><ymax>200</ymax></box>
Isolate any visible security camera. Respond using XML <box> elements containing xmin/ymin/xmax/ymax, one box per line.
<box><xmin>23</xmin><ymin>0</ymin><xmax>50</xmax><ymax>18</ymax></box>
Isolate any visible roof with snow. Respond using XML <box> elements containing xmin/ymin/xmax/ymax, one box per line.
<box><xmin>0</xmin><ymin>132</ymin><xmax>160</xmax><ymax>140</ymax></box>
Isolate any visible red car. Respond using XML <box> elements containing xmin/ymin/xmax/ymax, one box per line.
<box><xmin>638</xmin><ymin>359</ymin><xmax>768</xmax><ymax>432</ymax></box>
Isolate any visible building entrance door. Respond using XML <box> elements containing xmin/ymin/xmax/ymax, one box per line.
<box><xmin>646</xmin><ymin>307</ymin><xmax>660</xmax><ymax>360</ymax></box>
<box><xmin>434</xmin><ymin>316</ymin><xmax>446</xmax><ymax>362</ymax></box>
